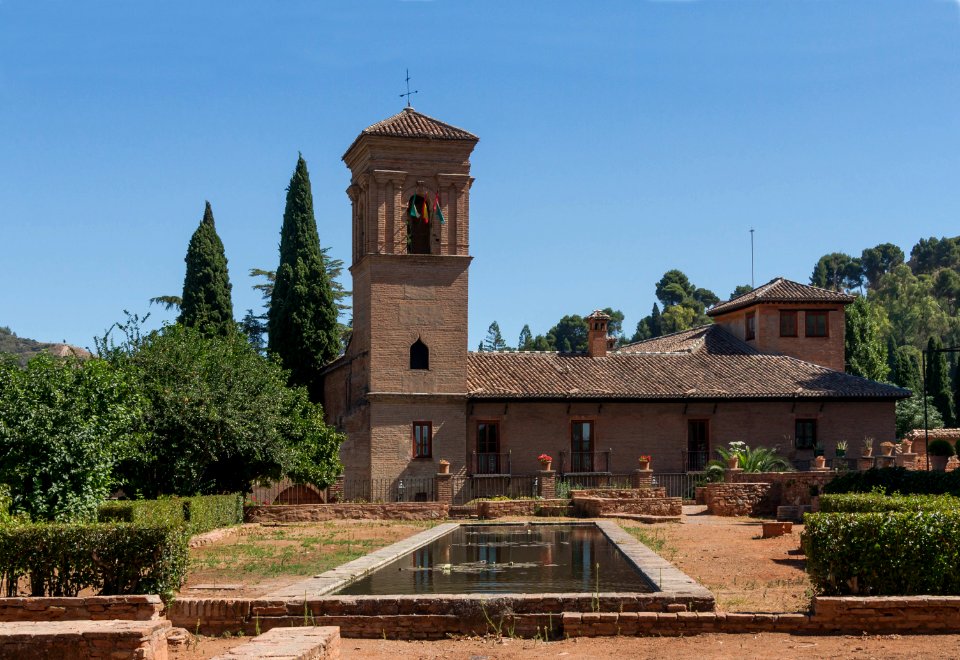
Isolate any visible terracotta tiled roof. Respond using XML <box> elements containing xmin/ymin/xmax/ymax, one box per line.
<box><xmin>616</xmin><ymin>325</ymin><xmax>757</xmax><ymax>356</ymax></box>
<box><xmin>358</xmin><ymin>107</ymin><xmax>478</xmax><ymax>142</ymax></box>
<box><xmin>467</xmin><ymin>326</ymin><xmax>907</xmax><ymax>401</ymax></box>
<box><xmin>707</xmin><ymin>277</ymin><xmax>855</xmax><ymax>316</ymax></box>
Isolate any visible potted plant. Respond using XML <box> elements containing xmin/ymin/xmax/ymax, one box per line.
<box><xmin>538</xmin><ymin>453</ymin><xmax>553</xmax><ymax>471</ymax></box>
<box><xmin>813</xmin><ymin>441</ymin><xmax>825</xmax><ymax>458</ymax></box>
<box><xmin>880</xmin><ymin>441</ymin><xmax>896</xmax><ymax>457</ymax></box>
<box><xmin>726</xmin><ymin>454</ymin><xmax>740</xmax><ymax>469</ymax></box>
<box><xmin>438</xmin><ymin>459</ymin><xmax>450</xmax><ymax>474</ymax></box>
<box><xmin>928</xmin><ymin>439</ymin><xmax>954</xmax><ymax>472</ymax></box>
<box><xmin>835</xmin><ymin>440</ymin><xmax>847</xmax><ymax>458</ymax></box>
<box><xmin>812</xmin><ymin>455</ymin><xmax>827</xmax><ymax>469</ymax></box>
<box><xmin>861</xmin><ymin>437</ymin><xmax>874</xmax><ymax>458</ymax></box>
<box><xmin>901</xmin><ymin>438</ymin><xmax>913</xmax><ymax>454</ymax></box>
<box><xmin>638</xmin><ymin>454</ymin><xmax>652</xmax><ymax>471</ymax></box>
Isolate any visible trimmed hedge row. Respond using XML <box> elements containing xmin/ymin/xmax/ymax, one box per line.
<box><xmin>0</xmin><ymin>523</ymin><xmax>188</xmax><ymax>602</ymax></box>
<box><xmin>819</xmin><ymin>492</ymin><xmax>960</xmax><ymax>513</ymax></box>
<box><xmin>824</xmin><ymin>467</ymin><xmax>960</xmax><ymax>496</ymax></box>
<box><xmin>98</xmin><ymin>493</ymin><xmax>243</xmax><ymax>535</ymax></box>
<box><xmin>802</xmin><ymin>511</ymin><xmax>960</xmax><ymax>595</ymax></box>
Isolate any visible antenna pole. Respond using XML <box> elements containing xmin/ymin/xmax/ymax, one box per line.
<box><xmin>400</xmin><ymin>69</ymin><xmax>419</xmax><ymax>107</ymax></box>
<box><xmin>750</xmin><ymin>228</ymin><xmax>755</xmax><ymax>288</ymax></box>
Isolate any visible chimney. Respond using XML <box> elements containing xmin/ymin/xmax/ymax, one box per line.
<box><xmin>586</xmin><ymin>310</ymin><xmax>611</xmax><ymax>358</ymax></box>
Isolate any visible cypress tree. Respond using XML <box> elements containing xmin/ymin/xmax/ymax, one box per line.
<box><xmin>926</xmin><ymin>336</ymin><xmax>956</xmax><ymax>427</ymax></box>
<box><xmin>178</xmin><ymin>201</ymin><xmax>234</xmax><ymax>336</ymax></box>
<box><xmin>268</xmin><ymin>155</ymin><xmax>340</xmax><ymax>401</ymax></box>
<box><xmin>650</xmin><ymin>303</ymin><xmax>663</xmax><ymax>338</ymax></box>
<box><xmin>843</xmin><ymin>297</ymin><xmax>889</xmax><ymax>382</ymax></box>
<box><xmin>891</xmin><ymin>345</ymin><xmax>922</xmax><ymax>393</ymax></box>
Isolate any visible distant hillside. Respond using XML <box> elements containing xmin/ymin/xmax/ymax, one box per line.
<box><xmin>0</xmin><ymin>326</ymin><xmax>92</xmax><ymax>365</ymax></box>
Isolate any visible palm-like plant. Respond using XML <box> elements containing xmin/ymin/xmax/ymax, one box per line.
<box><xmin>705</xmin><ymin>441</ymin><xmax>793</xmax><ymax>481</ymax></box>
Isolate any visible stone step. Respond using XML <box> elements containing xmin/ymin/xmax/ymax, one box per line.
<box><xmin>211</xmin><ymin>626</ymin><xmax>340</xmax><ymax>660</ymax></box>
<box><xmin>0</xmin><ymin>618</ymin><xmax>170</xmax><ymax>659</ymax></box>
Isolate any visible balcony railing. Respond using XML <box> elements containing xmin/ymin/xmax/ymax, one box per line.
<box><xmin>682</xmin><ymin>450</ymin><xmax>710</xmax><ymax>472</ymax></box>
<box><xmin>472</xmin><ymin>451</ymin><xmax>511</xmax><ymax>475</ymax></box>
<box><xmin>559</xmin><ymin>450</ymin><xmax>611</xmax><ymax>474</ymax></box>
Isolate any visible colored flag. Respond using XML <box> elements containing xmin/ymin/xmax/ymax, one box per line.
<box><xmin>408</xmin><ymin>195</ymin><xmax>419</xmax><ymax>219</ymax></box>
<box><xmin>433</xmin><ymin>193</ymin><xmax>446</xmax><ymax>225</ymax></box>
<box><xmin>421</xmin><ymin>197</ymin><xmax>430</xmax><ymax>224</ymax></box>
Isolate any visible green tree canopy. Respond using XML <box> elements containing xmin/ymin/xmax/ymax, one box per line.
<box><xmin>730</xmin><ymin>284</ymin><xmax>754</xmax><ymax>298</ymax></box>
<box><xmin>844</xmin><ymin>296</ymin><xmax>890</xmax><ymax>381</ymax></box>
<box><xmin>546</xmin><ymin>315</ymin><xmax>588</xmax><ymax>353</ymax></box>
<box><xmin>268</xmin><ymin>155</ymin><xmax>341</xmax><ymax>401</ymax></box>
<box><xmin>518</xmin><ymin>324</ymin><xmax>533</xmax><ymax>351</ymax></box>
<box><xmin>860</xmin><ymin>243</ymin><xmax>905</xmax><ymax>289</ymax></box>
<box><xmin>926</xmin><ymin>336</ymin><xmax>956</xmax><ymax>427</ymax></box>
<box><xmin>482</xmin><ymin>321</ymin><xmax>509</xmax><ymax>352</ymax></box>
<box><xmin>810</xmin><ymin>252</ymin><xmax>863</xmax><ymax>292</ymax></box>
<box><xmin>178</xmin><ymin>201</ymin><xmax>234</xmax><ymax>336</ymax></box>
<box><xmin>890</xmin><ymin>345</ymin><xmax>922</xmax><ymax>393</ymax></box>
<box><xmin>655</xmin><ymin>270</ymin><xmax>695</xmax><ymax>307</ymax></box>
<box><xmin>909</xmin><ymin>236</ymin><xmax>960</xmax><ymax>276</ymax></box>
<box><xmin>0</xmin><ymin>353</ymin><xmax>142</xmax><ymax>521</ymax></box>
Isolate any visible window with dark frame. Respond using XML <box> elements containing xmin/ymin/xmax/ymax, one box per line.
<box><xmin>795</xmin><ymin>419</ymin><xmax>816</xmax><ymax>450</ymax></box>
<box><xmin>745</xmin><ymin>311</ymin><xmax>756</xmax><ymax>341</ymax></box>
<box><xmin>412</xmin><ymin>422</ymin><xmax>432</xmax><ymax>458</ymax></box>
<box><xmin>805</xmin><ymin>311</ymin><xmax>828</xmax><ymax>337</ymax></box>
<box><xmin>779</xmin><ymin>310</ymin><xmax>798</xmax><ymax>337</ymax></box>
<box><xmin>570</xmin><ymin>420</ymin><xmax>594</xmax><ymax>472</ymax></box>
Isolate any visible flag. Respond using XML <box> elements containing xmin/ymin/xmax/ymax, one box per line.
<box><xmin>433</xmin><ymin>193</ymin><xmax>446</xmax><ymax>225</ymax></box>
<box><xmin>408</xmin><ymin>195</ymin><xmax>419</xmax><ymax>219</ymax></box>
<box><xmin>421</xmin><ymin>197</ymin><xmax>430</xmax><ymax>224</ymax></box>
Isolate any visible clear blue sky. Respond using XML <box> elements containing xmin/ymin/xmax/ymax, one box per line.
<box><xmin>2</xmin><ymin>1</ymin><xmax>959</xmax><ymax>350</ymax></box>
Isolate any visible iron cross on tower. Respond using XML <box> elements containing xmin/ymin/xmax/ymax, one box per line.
<box><xmin>400</xmin><ymin>69</ymin><xmax>419</xmax><ymax>107</ymax></box>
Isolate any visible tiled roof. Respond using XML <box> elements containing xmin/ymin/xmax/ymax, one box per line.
<box><xmin>358</xmin><ymin>107</ymin><xmax>478</xmax><ymax>142</ymax></box>
<box><xmin>707</xmin><ymin>277</ymin><xmax>855</xmax><ymax>316</ymax></box>
<box><xmin>467</xmin><ymin>326</ymin><xmax>908</xmax><ymax>401</ymax></box>
<box><xmin>616</xmin><ymin>325</ymin><xmax>758</xmax><ymax>356</ymax></box>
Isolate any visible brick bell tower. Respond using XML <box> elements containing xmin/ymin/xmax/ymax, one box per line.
<box><xmin>330</xmin><ymin>107</ymin><xmax>477</xmax><ymax>491</ymax></box>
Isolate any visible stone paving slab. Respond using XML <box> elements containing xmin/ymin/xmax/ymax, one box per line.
<box><xmin>211</xmin><ymin>626</ymin><xmax>340</xmax><ymax>659</ymax></box>
<box><xmin>264</xmin><ymin>523</ymin><xmax>459</xmax><ymax>599</ymax></box>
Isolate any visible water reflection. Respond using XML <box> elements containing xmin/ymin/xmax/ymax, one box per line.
<box><xmin>336</xmin><ymin>524</ymin><xmax>652</xmax><ymax>595</ymax></box>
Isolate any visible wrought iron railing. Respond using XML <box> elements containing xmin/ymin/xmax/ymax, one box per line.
<box><xmin>472</xmin><ymin>451</ymin><xmax>512</xmax><ymax>475</ymax></box>
<box><xmin>559</xmin><ymin>450</ymin><xmax>611</xmax><ymax>474</ymax></box>
<box><xmin>652</xmin><ymin>471</ymin><xmax>709</xmax><ymax>500</ymax></box>
<box><xmin>682</xmin><ymin>450</ymin><xmax>710</xmax><ymax>472</ymax></box>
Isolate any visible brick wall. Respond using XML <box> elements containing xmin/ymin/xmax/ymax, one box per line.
<box><xmin>573</xmin><ymin>496</ymin><xmax>682</xmax><ymax>518</ymax></box>
<box><xmin>244</xmin><ymin>502</ymin><xmax>448</xmax><ymax>523</ymax></box>
<box><xmin>0</xmin><ymin>595</ymin><xmax>163</xmax><ymax>622</ymax></box>
<box><xmin>0</xmin><ymin>620</ymin><xmax>171</xmax><ymax>659</ymax></box>
<box><xmin>476</xmin><ymin>499</ymin><xmax>570</xmax><ymax>519</ymax></box>
<box><xmin>572</xmin><ymin>488</ymin><xmax>667</xmax><ymax>499</ymax></box>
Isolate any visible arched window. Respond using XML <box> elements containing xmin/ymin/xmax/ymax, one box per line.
<box><xmin>410</xmin><ymin>339</ymin><xmax>429</xmax><ymax>370</ymax></box>
<box><xmin>406</xmin><ymin>194</ymin><xmax>431</xmax><ymax>255</ymax></box>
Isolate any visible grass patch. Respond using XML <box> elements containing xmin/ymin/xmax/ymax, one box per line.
<box><xmin>622</xmin><ymin>526</ymin><xmax>677</xmax><ymax>560</ymax></box>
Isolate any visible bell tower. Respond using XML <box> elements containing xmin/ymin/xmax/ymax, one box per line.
<box><xmin>330</xmin><ymin>107</ymin><xmax>478</xmax><ymax>488</ymax></box>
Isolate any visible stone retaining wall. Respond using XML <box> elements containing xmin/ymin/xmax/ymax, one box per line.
<box><xmin>564</xmin><ymin>595</ymin><xmax>960</xmax><ymax>636</ymax></box>
<box><xmin>704</xmin><ymin>483</ymin><xmax>772</xmax><ymax>516</ymax></box>
<box><xmin>729</xmin><ymin>471</ymin><xmax>835</xmax><ymax>512</ymax></box>
<box><xmin>0</xmin><ymin>619</ymin><xmax>171</xmax><ymax>659</ymax></box>
<box><xmin>571</xmin><ymin>488</ymin><xmax>667</xmax><ymax>499</ymax></box>
<box><xmin>0</xmin><ymin>595</ymin><xmax>163</xmax><ymax>622</ymax></box>
<box><xmin>476</xmin><ymin>499</ymin><xmax>569</xmax><ymax>519</ymax></box>
<box><xmin>244</xmin><ymin>502</ymin><xmax>448</xmax><ymax>523</ymax></box>
<box><xmin>573</xmin><ymin>496</ymin><xmax>682</xmax><ymax>518</ymax></box>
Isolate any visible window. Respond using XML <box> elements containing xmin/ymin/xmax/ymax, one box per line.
<box><xmin>779</xmin><ymin>310</ymin><xmax>798</xmax><ymax>337</ymax></box>
<box><xmin>475</xmin><ymin>421</ymin><xmax>501</xmax><ymax>474</ymax></box>
<box><xmin>571</xmin><ymin>420</ymin><xmax>594</xmax><ymax>472</ymax></box>
<box><xmin>406</xmin><ymin>195</ymin><xmax>431</xmax><ymax>255</ymax></box>
<box><xmin>795</xmin><ymin>419</ymin><xmax>816</xmax><ymax>450</ymax></box>
<box><xmin>745</xmin><ymin>311</ymin><xmax>756</xmax><ymax>341</ymax></box>
<box><xmin>412</xmin><ymin>422</ymin><xmax>432</xmax><ymax>458</ymax></box>
<box><xmin>410</xmin><ymin>339</ymin><xmax>429</xmax><ymax>370</ymax></box>
<box><xmin>805</xmin><ymin>311</ymin><xmax>828</xmax><ymax>338</ymax></box>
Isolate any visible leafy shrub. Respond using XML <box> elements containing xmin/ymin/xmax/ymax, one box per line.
<box><xmin>824</xmin><ymin>466</ymin><xmax>960</xmax><ymax>496</ymax></box>
<box><xmin>802</xmin><ymin>511</ymin><xmax>960</xmax><ymax>595</ymax></box>
<box><xmin>186</xmin><ymin>494</ymin><xmax>243</xmax><ymax>534</ymax></box>
<box><xmin>0</xmin><ymin>523</ymin><xmax>188</xmax><ymax>602</ymax></box>
<box><xmin>705</xmin><ymin>441</ymin><xmax>792</xmax><ymax>482</ymax></box>
<box><xmin>98</xmin><ymin>499</ymin><xmax>185</xmax><ymax>526</ymax></box>
<box><xmin>929</xmin><ymin>439</ymin><xmax>955</xmax><ymax>457</ymax></box>
<box><xmin>819</xmin><ymin>492</ymin><xmax>960</xmax><ymax>513</ymax></box>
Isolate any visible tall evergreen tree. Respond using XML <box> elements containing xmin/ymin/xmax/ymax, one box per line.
<box><xmin>650</xmin><ymin>303</ymin><xmax>663</xmax><ymax>338</ymax></box>
<box><xmin>844</xmin><ymin>297</ymin><xmax>890</xmax><ymax>381</ymax></box>
<box><xmin>178</xmin><ymin>201</ymin><xmax>234</xmax><ymax>336</ymax></box>
<box><xmin>482</xmin><ymin>321</ymin><xmax>509</xmax><ymax>352</ymax></box>
<box><xmin>518</xmin><ymin>324</ymin><xmax>533</xmax><ymax>351</ymax></box>
<box><xmin>268</xmin><ymin>155</ymin><xmax>340</xmax><ymax>401</ymax></box>
<box><xmin>926</xmin><ymin>336</ymin><xmax>956</xmax><ymax>427</ymax></box>
<box><xmin>891</xmin><ymin>345</ymin><xmax>922</xmax><ymax>393</ymax></box>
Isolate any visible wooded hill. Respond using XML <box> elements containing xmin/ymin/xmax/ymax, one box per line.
<box><xmin>0</xmin><ymin>326</ymin><xmax>91</xmax><ymax>365</ymax></box>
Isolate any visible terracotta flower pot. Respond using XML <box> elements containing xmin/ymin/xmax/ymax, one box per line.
<box><xmin>880</xmin><ymin>443</ymin><xmax>895</xmax><ymax>457</ymax></box>
<box><xmin>813</xmin><ymin>456</ymin><xmax>826</xmax><ymax>469</ymax></box>
<box><xmin>931</xmin><ymin>455</ymin><xmax>949</xmax><ymax>472</ymax></box>
<box><xmin>539</xmin><ymin>460</ymin><xmax>552</xmax><ymax>472</ymax></box>
<box><xmin>726</xmin><ymin>456</ymin><xmax>739</xmax><ymax>469</ymax></box>
<box><xmin>438</xmin><ymin>461</ymin><xmax>450</xmax><ymax>474</ymax></box>
<box><xmin>862</xmin><ymin>447</ymin><xmax>873</xmax><ymax>458</ymax></box>
<box><xmin>901</xmin><ymin>440</ymin><xmax>913</xmax><ymax>454</ymax></box>
<box><xmin>638</xmin><ymin>459</ymin><xmax>650</xmax><ymax>471</ymax></box>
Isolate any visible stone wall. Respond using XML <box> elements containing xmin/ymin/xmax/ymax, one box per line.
<box><xmin>573</xmin><ymin>496</ymin><xmax>682</xmax><ymax>518</ymax></box>
<box><xmin>572</xmin><ymin>488</ymin><xmax>667</xmax><ymax>499</ymax></box>
<box><xmin>0</xmin><ymin>619</ymin><xmax>170</xmax><ymax>659</ymax></box>
<box><xmin>244</xmin><ymin>502</ymin><xmax>448</xmax><ymax>523</ymax></box>
<box><xmin>0</xmin><ymin>595</ymin><xmax>163</xmax><ymax>622</ymax></box>
<box><xmin>729</xmin><ymin>471</ymin><xmax>835</xmax><ymax>511</ymax></box>
<box><xmin>704</xmin><ymin>483</ymin><xmax>772</xmax><ymax>516</ymax></box>
<box><xmin>476</xmin><ymin>499</ymin><xmax>570</xmax><ymax>519</ymax></box>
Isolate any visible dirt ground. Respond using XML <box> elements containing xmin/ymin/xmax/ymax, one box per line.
<box><xmin>169</xmin><ymin>511</ymin><xmax>960</xmax><ymax>658</ymax></box>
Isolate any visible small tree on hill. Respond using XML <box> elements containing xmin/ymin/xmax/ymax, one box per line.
<box><xmin>268</xmin><ymin>155</ymin><xmax>340</xmax><ymax>401</ymax></box>
<box><xmin>178</xmin><ymin>201</ymin><xmax>234</xmax><ymax>336</ymax></box>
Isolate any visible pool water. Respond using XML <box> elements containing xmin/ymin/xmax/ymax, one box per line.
<box><xmin>334</xmin><ymin>524</ymin><xmax>654</xmax><ymax>595</ymax></box>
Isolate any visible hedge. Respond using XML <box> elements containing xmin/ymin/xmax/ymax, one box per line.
<box><xmin>802</xmin><ymin>511</ymin><xmax>960</xmax><ymax>595</ymax></box>
<box><xmin>824</xmin><ymin>467</ymin><xmax>960</xmax><ymax>496</ymax></box>
<box><xmin>98</xmin><ymin>493</ymin><xmax>243</xmax><ymax>535</ymax></box>
<box><xmin>0</xmin><ymin>523</ymin><xmax>189</xmax><ymax>602</ymax></box>
<box><xmin>819</xmin><ymin>492</ymin><xmax>960</xmax><ymax>513</ymax></box>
